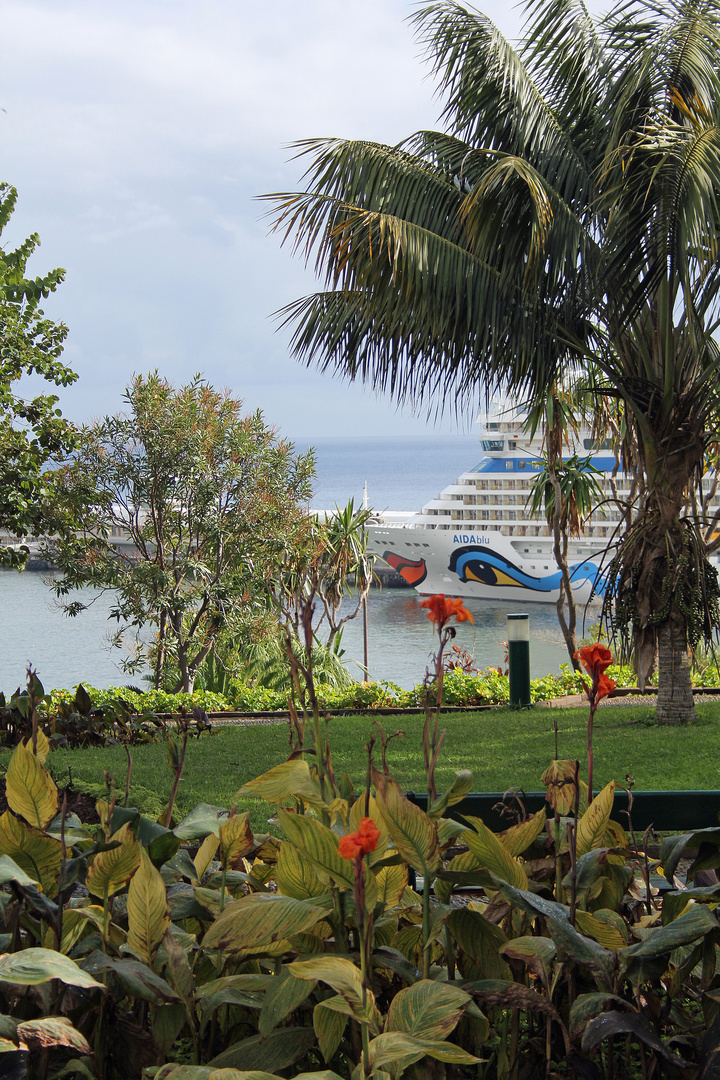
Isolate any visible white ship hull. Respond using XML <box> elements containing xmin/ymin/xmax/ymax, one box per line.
<box><xmin>367</xmin><ymin>522</ymin><xmax>604</xmax><ymax>603</ymax></box>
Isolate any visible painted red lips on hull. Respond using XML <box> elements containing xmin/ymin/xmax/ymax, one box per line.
<box><xmin>383</xmin><ymin>550</ymin><xmax>428</xmax><ymax>586</ymax></box>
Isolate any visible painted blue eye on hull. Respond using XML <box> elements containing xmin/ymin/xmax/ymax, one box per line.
<box><xmin>448</xmin><ymin>546</ymin><xmax>604</xmax><ymax>594</ymax></box>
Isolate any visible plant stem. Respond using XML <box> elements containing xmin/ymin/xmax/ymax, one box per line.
<box><xmin>422</xmin><ymin>870</ymin><xmax>431</xmax><ymax>979</ymax></box>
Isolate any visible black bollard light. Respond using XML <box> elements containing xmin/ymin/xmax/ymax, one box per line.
<box><xmin>507</xmin><ymin>613</ymin><xmax>531</xmax><ymax>707</ymax></box>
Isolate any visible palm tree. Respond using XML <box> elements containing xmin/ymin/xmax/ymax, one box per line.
<box><xmin>268</xmin><ymin>0</ymin><xmax>720</xmax><ymax>723</ymax></box>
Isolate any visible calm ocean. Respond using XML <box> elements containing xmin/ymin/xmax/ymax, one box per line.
<box><xmin>0</xmin><ymin>435</ymin><xmax>573</xmax><ymax>693</ymax></box>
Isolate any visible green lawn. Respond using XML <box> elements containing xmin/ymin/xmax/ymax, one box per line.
<box><xmin>14</xmin><ymin>701</ymin><xmax>720</xmax><ymax>832</ymax></box>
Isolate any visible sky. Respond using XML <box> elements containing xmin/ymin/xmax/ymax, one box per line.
<box><xmin>1</xmin><ymin>0</ymin><xmax>528</xmax><ymax>439</ymax></box>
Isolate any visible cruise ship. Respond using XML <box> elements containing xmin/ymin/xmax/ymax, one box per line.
<box><xmin>365</xmin><ymin>409</ymin><xmax>631</xmax><ymax>604</ymax></box>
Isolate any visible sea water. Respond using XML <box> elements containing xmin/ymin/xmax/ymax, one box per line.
<box><xmin>0</xmin><ymin>436</ymin><xmax>575</xmax><ymax>692</ymax></box>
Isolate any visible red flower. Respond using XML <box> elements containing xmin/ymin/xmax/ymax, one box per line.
<box><xmin>575</xmin><ymin>644</ymin><xmax>613</xmax><ymax>679</ymax></box>
<box><xmin>420</xmin><ymin>594</ymin><xmax>474</xmax><ymax>629</ymax></box>
<box><xmin>338</xmin><ymin>817</ymin><xmax>380</xmax><ymax>861</ymax></box>
<box><xmin>574</xmin><ymin>644</ymin><xmax>616</xmax><ymax>706</ymax></box>
<box><xmin>338</xmin><ymin>834</ymin><xmax>363</xmax><ymax>859</ymax></box>
<box><xmin>596</xmin><ymin>672</ymin><xmax>617</xmax><ymax>700</ymax></box>
<box><xmin>356</xmin><ymin>817</ymin><xmax>380</xmax><ymax>853</ymax></box>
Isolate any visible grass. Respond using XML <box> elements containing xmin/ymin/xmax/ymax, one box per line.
<box><xmin>10</xmin><ymin>701</ymin><xmax>720</xmax><ymax>832</ymax></box>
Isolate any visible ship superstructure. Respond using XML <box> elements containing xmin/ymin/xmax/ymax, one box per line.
<box><xmin>365</xmin><ymin>407</ymin><xmax>640</xmax><ymax>602</ymax></box>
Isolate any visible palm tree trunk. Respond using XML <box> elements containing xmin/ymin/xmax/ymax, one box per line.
<box><xmin>656</xmin><ymin>619</ymin><xmax>695</xmax><ymax>724</ymax></box>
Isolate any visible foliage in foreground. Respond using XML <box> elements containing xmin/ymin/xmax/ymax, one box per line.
<box><xmin>2</xmin><ymin>659</ymin><xmax>720</xmax><ymax>1078</ymax></box>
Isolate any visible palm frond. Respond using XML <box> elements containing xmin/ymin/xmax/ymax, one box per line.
<box><xmin>412</xmin><ymin>2</ymin><xmax>593</xmax><ymax>203</ymax></box>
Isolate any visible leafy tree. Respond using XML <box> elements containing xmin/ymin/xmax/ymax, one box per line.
<box><xmin>268</xmin><ymin>0</ymin><xmax>720</xmax><ymax>723</ymax></box>
<box><xmin>0</xmin><ymin>184</ymin><xmax>77</xmax><ymax>567</ymax></box>
<box><xmin>51</xmin><ymin>373</ymin><xmax>314</xmax><ymax>692</ymax></box>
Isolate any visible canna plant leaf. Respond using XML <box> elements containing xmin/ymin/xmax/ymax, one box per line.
<box><xmin>541</xmin><ymin>760</ymin><xmax>578</xmax><ymax>815</ymax></box>
<box><xmin>258</xmin><ymin>969</ymin><xmax>316</xmax><ymax>1038</ymax></box>
<box><xmin>193</xmin><ymin>832</ymin><xmax>220</xmax><ymax>883</ymax></box>
<box><xmin>620</xmin><ymin>903</ymin><xmax>718</xmax><ymax>961</ymax></box>
<box><xmin>16</xmin><ymin>1016</ymin><xmax>90</xmax><ymax>1053</ymax></box>
<box><xmin>0</xmin><ymin>812</ymin><xmax>62</xmax><ymax>895</ymax></box>
<box><xmin>0</xmin><ymin>947</ymin><xmax>104</xmax><ymax>989</ymax></box>
<box><xmin>0</xmin><ymin>853</ymin><xmax>38</xmax><ymax>888</ymax></box>
<box><xmin>207</xmin><ymin>1027</ymin><xmax>317</xmax><ymax>1073</ymax></box>
<box><xmin>314</xmin><ymin>1001</ymin><xmax>347</xmax><ymax>1063</ymax></box>
<box><xmin>22</xmin><ymin>730</ymin><xmax>50</xmax><ymax>765</ymax></box>
<box><xmin>576</xmin><ymin>781</ymin><xmax>615</xmax><ymax>857</ymax></box>
<box><xmin>446</xmin><ymin>907</ymin><xmax>511</xmax><ymax>980</ymax></box>
<box><xmin>218</xmin><ymin>813</ymin><xmax>254</xmax><ymax>871</ymax></box>
<box><xmin>498</xmin><ymin>808</ymin><xmax>548</xmax><ymax>857</ymax></box>
<box><xmin>202</xmin><ymin>893</ymin><xmax>330</xmax><ymax>951</ymax></box>
<box><xmin>277</xmin><ymin>810</ymin><xmax>355</xmax><ymax>888</ymax></box>
<box><xmin>575</xmin><ymin>909</ymin><xmax>627</xmax><ymax>950</ymax></box>
<box><xmin>427</xmin><ymin>769</ymin><xmax>474</xmax><ymax>819</ymax></box>
<box><xmin>372</xmin><ymin>768</ymin><xmax>440</xmax><ymax>875</ymax></box>
<box><xmin>290</xmin><ymin>955</ymin><xmax>381</xmax><ymax>1032</ymax></box>
<box><xmin>86</xmin><ymin>822</ymin><xmax>140</xmax><ymax>901</ymax></box>
<box><xmin>237</xmin><ymin>759</ymin><xmax>325</xmax><ymax>810</ymax></box>
<box><xmin>386</xmin><ymin>980</ymin><xmax>471</xmax><ymax>1040</ymax></box>
<box><xmin>375</xmin><ymin>862</ymin><xmax>408</xmax><ymax>909</ymax></box>
<box><xmin>366</xmin><ymin>1031</ymin><xmax>482</xmax><ymax>1072</ymax></box>
<box><xmin>275</xmin><ymin>838</ymin><xmax>325</xmax><ymax>899</ymax></box>
<box><xmin>127</xmin><ymin>847</ymin><xmax>171</xmax><ymax>963</ymax></box>
<box><xmin>462</xmin><ymin>818</ymin><xmax>528</xmax><ymax>889</ymax></box>
<box><xmin>5</xmin><ymin>741</ymin><xmax>58</xmax><ymax>830</ymax></box>
<box><xmin>499</xmin><ymin>936</ymin><xmax>557</xmax><ymax>986</ymax></box>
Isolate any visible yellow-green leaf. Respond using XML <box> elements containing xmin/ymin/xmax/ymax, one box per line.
<box><xmin>275</xmin><ymin>840</ymin><xmax>325</xmax><ymax>900</ymax></box>
<box><xmin>237</xmin><ymin>759</ymin><xmax>324</xmax><ymax>810</ymax></box>
<box><xmin>575</xmin><ymin>909</ymin><xmax>626</xmax><ymax>950</ymax></box>
<box><xmin>5</xmin><ymin>742</ymin><xmax>58</xmax><ymax>830</ymax></box>
<box><xmin>22</xmin><ymin>730</ymin><xmax>50</xmax><ymax>766</ymax></box>
<box><xmin>218</xmin><ymin>814</ymin><xmax>253</xmax><ymax>871</ymax></box>
<box><xmin>367</xmin><ymin>1031</ymin><xmax>481</xmax><ymax>1072</ymax></box>
<box><xmin>127</xmin><ymin>847</ymin><xmax>171</xmax><ymax>963</ymax></box>
<box><xmin>375</xmin><ymin>863</ymin><xmax>408</xmax><ymax>909</ymax></box>
<box><xmin>386</xmin><ymin>980</ymin><xmax>471</xmax><ymax>1040</ymax></box>
<box><xmin>314</xmin><ymin>1000</ymin><xmax>347</xmax><ymax>1063</ymax></box>
<box><xmin>0</xmin><ymin>811</ymin><xmax>62</xmax><ymax>896</ymax></box>
<box><xmin>203</xmin><ymin>893</ymin><xmax>330</xmax><ymax>951</ymax></box>
<box><xmin>428</xmin><ymin>770</ymin><xmax>474</xmax><ymax>819</ymax></box>
<box><xmin>446</xmin><ymin>908</ymin><xmax>510</xmax><ymax>980</ymax></box>
<box><xmin>0</xmin><ymin>948</ymin><xmax>103</xmax><ymax>989</ymax></box>
<box><xmin>498</xmin><ymin>809</ymin><xmax>547</xmax><ymax>857</ymax></box>
<box><xmin>277</xmin><ymin>811</ymin><xmax>354</xmax><ymax>888</ymax></box>
<box><xmin>290</xmin><ymin>956</ymin><xmax>381</xmax><ymax>1033</ymax></box>
<box><xmin>193</xmin><ymin>833</ymin><xmax>220</xmax><ymax>883</ymax></box>
<box><xmin>372</xmin><ymin>769</ymin><xmax>440</xmax><ymax>876</ymax></box>
<box><xmin>576</xmin><ymin>781</ymin><xmax>615</xmax><ymax>858</ymax></box>
<box><xmin>86</xmin><ymin>822</ymin><xmax>141</xmax><ymax>901</ymax></box>
<box><xmin>462</xmin><ymin>819</ymin><xmax>528</xmax><ymax>889</ymax></box>
<box><xmin>258</xmin><ymin>970</ymin><xmax>315</xmax><ymax>1037</ymax></box>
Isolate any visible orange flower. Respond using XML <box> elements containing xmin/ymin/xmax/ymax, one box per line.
<box><xmin>596</xmin><ymin>672</ymin><xmax>617</xmax><ymax>700</ymax></box>
<box><xmin>338</xmin><ymin>817</ymin><xmax>380</xmax><ymax>860</ymax></box>
<box><xmin>420</xmin><ymin>594</ymin><xmax>474</xmax><ymax>629</ymax></box>
<box><xmin>574</xmin><ymin>643</ymin><xmax>613</xmax><ymax>679</ymax></box>
<box><xmin>356</xmin><ymin>817</ymin><xmax>380</xmax><ymax>853</ymax></box>
<box><xmin>338</xmin><ymin>834</ymin><xmax>363</xmax><ymax>859</ymax></box>
<box><xmin>574</xmin><ymin>644</ymin><xmax>616</xmax><ymax>706</ymax></box>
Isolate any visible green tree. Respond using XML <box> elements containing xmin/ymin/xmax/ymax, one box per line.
<box><xmin>268</xmin><ymin>0</ymin><xmax>720</xmax><ymax>723</ymax></box>
<box><xmin>0</xmin><ymin>184</ymin><xmax>77</xmax><ymax>567</ymax></box>
<box><xmin>52</xmin><ymin>373</ymin><xmax>314</xmax><ymax>692</ymax></box>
